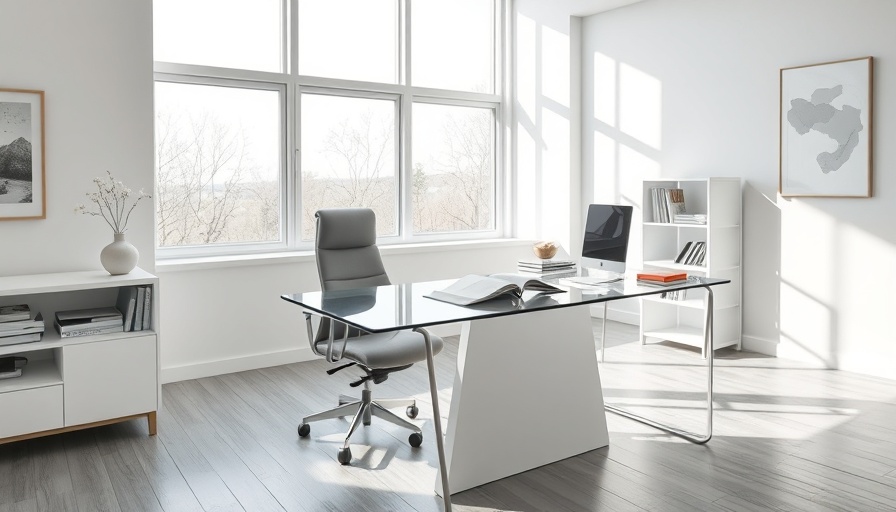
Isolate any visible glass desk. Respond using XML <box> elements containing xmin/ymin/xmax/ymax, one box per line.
<box><xmin>283</xmin><ymin>275</ymin><xmax>729</xmax><ymax>510</ymax></box>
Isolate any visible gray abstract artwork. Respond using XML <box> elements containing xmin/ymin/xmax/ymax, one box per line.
<box><xmin>786</xmin><ymin>85</ymin><xmax>862</xmax><ymax>174</ymax></box>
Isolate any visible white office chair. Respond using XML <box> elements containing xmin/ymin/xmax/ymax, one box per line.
<box><xmin>297</xmin><ymin>207</ymin><xmax>445</xmax><ymax>465</ymax></box>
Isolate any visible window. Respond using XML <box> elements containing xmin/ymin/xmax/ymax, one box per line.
<box><xmin>300</xmin><ymin>93</ymin><xmax>398</xmax><ymax>239</ymax></box>
<box><xmin>153</xmin><ymin>0</ymin><xmax>503</xmax><ymax>256</ymax></box>
<box><xmin>413</xmin><ymin>103</ymin><xmax>495</xmax><ymax>233</ymax></box>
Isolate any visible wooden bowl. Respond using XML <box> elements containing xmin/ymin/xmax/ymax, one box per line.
<box><xmin>533</xmin><ymin>241</ymin><xmax>558</xmax><ymax>259</ymax></box>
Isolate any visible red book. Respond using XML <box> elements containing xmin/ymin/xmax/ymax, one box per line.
<box><xmin>636</xmin><ymin>270</ymin><xmax>688</xmax><ymax>283</ymax></box>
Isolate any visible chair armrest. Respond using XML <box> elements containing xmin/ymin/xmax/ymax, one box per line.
<box><xmin>303</xmin><ymin>311</ymin><xmax>352</xmax><ymax>363</ymax></box>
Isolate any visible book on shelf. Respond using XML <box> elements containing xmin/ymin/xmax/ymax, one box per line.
<box><xmin>0</xmin><ymin>356</ymin><xmax>27</xmax><ymax>374</ymax></box>
<box><xmin>674</xmin><ymin>241</ymin><xmax>693</xmax><ymax>264</ymax></box>
<box><xmin>56</xmin><ymin>307</ymin><xmax>122</xmax><ymax>323</ymax></box>
<box><xmin>116</xmin><ymin>286</ymin><xmax>138</xmax><ymax>332</ymax></box>
<box><xmin>425</xmin><ymin>273</ymin><xmax>563</xmax><ymax>306</ymax></box>
<box><xmin>0</xmin><ymin>313</ymin><xmax>45</xmax><ymax>337</ymax></box>
<box><xmin>0</xmin><ymin>304</ymin><xmax>31</xmax><ymax>323</ymax></box>
<box><xmin>636</xmin><ymin>270</ymin><xmax>688</xmax><ymax>283</ymax></box>
<box><xmin>668</xmin><ymin>188</ymin><xmax>686</xmax><ymax>217</ymax></box>
<box><xmin>57</xmin><ymin>325</ymin><xmax>124</xmax><ymax>338</ymax></box>
<box><xmin>649</xmin><ymin>187</ymin><xmax>668</xmax><ymax>223</ymax></box>
<box><xmin>54</xmin><ymin>307</ymin><xmax>123</xmax><ymax>336</ymax></box>
<box><xmin>0</xmin><ymin>332</ymin><xmax>42</xmax><ymax>346</ymax></box>
<box><xmin>55</xmin><ymin>316</ymin><xmax>123</xmax><ymax>334</ymax></box>
<box><xmin>0</xmin><ymin>368</ymin><xmax>22</xmax><ymax>379</ymax></box>
<box><xmin>674</xmin><ymin>213</ymin><xmax>707</xmax><ymax>225</ymax></box>
<box><xmin>660</xmin><ymin>289</ymin><xmax>689</xmax><ymax>301</ymax></box>
<box><xmin>680</xmin><ymin>241</ymin><xmax>706</xmax><ymax>266</ymax></box>
<box><xmin>133</xmin><ymin>286</ymin><xmax>146</xmax><ymax>331</ymax></box>
<box><xmin>141</xmin><ymin>286</ymin><xmax>152</xmax><ymax>330</ymax></box>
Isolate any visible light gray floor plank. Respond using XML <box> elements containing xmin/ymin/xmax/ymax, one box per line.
<box><xmin>63</xmin><ymin>430</ymin><xmax>122</xmax><ymax>512</ymax></box>
<box><xmin>2</xmin><ymin>318</ymin><xmax>895</xmax><ymax>511</ymax></box>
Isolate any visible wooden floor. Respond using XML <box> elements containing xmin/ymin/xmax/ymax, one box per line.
<box><xmin>2</xmin><ymin>319</ymin><xmax>896</xmax><ymax>511</ymax></box>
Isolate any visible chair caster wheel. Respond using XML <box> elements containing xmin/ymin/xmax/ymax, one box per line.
<box><xmin>409</xmin><ymin>432</ymin><xmax>423</xmax><ymax>448</ymax></box>
<box><xmin>337</xmin><ymin>447</ymin><xmax>352</xmax><ymax>465</ymax></box>
<box><xmin>406</xmin><ymin>405</ymin><xmax>419</xmax><ymax>419</ymax></box>
<box><xmin>298</xmin><ymin>423</ymin><xmax>310</xmax><ymax>438</ymax></box>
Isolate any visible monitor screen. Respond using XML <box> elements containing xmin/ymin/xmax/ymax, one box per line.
<box><xmin>581</xmin><ymin>204</ymin><xmax>633</xmax><ymax>274</ymax></box>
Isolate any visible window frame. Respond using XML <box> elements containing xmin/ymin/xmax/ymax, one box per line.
<box><xmin>153</xmin><ymin>0</ymin><xmax>506</xmax><ymax>259</ymax></box>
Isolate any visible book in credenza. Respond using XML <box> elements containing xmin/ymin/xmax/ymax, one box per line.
<box><xmin>425</xmin><ymin>273</ymin><xmax>563</xmax><ymax>306</ymax></box>
<box><xmin>141</xmin><ymin>286</ymin><xmax>152</xmax><ymax>330</ymax></box>
<box><xmin>134</xmin><ymin>286</ymin><xmax>146</xmax><ymax>331</ymax></box>
<box><xmin>116</xmin><ymin>286</ymin><xmax>138</xmax><ymax>331</ymax></box>
<box><xmin>0</xmin><ymin>304</ymin><xmax>31</xmax><ymax>323</ymax></box>
<box><xmin>54</xmin><ymin>307</ymin><xmax>123</xmax><ymax>336</ymax></box>
<box><xmin>0</xmin><ymin>312</ymin><xmax>44</xmax><ymax>334</ymax></box>
<box><xmin>115</xmin><ymin>284</ymin><xmax>153</xmax><ymax>332</ymax></box>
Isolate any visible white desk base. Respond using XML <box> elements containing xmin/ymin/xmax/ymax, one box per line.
<box><xmin>436</xmin><ymin>305</ymin><xmax>609</xmax><ymax>495</ymax></box>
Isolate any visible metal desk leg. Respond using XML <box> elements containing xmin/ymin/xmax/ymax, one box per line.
<box><xmin>599</xmin><ymin>302</ymin><xmax>608</xmax><ymax>363</ymax></box>
<box><xmin>415</xmin><ymin>327</ymin><xmax>452</xmax><ymax>511</ymax></box>
<box><xmin>605</xmin><ymin>286</ymin><xmax>714</xmax><ymax>444</ymax></box>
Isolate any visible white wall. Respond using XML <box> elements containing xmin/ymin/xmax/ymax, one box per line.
<box><xmin>582</xmin><ymin>0</ymin><xmax>896</xmax><ymax>378</ymax></box>
<box><xmin>0</xmin><ymin>0</ymin><xmax>155</xmax><ymax>275</ymax></box>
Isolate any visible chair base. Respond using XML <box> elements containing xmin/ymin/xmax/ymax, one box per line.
<box><xmin>298</xmin><ymin>384</ymin><xmax>423</xmax><ymax>465</ymax></box>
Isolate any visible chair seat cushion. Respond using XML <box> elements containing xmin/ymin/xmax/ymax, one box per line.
<box><xmin>315</xmin><ymin>330</ymin><xmax>444</xmax><ymax>370</ymax></box>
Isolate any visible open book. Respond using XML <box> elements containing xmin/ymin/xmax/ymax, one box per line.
<box><xmin>425</xmin><ymin>273</ymin><xmax>563</xmax><ymax>306</ymax></box>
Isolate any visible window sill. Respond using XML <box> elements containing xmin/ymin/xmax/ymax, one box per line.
<box><xmin>155</xmin><ymin>238</ymin><xmax>535</xmax><ymax>273</ymax></box>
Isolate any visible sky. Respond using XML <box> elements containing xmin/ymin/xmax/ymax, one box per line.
<box><xmin>0</xmin><ymin>102</ymin><xmax>31</xmax><ymax>147</ymax></box>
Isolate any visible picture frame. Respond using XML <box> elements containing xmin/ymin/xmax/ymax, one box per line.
<box><xmin>0</xmin><ymin>88</ymin><xmax>46</xmax><ymax>220</ymax></box>
<box><xmin>779</xmin><ymin>57</ymin><xmax>872</xmax><ymax>198</ymax></box>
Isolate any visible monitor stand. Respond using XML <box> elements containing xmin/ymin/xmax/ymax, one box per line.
<box><xmin>563</xmin><ymin>269</ymin><xmax>624</xmax><ymax>287</ymax></box>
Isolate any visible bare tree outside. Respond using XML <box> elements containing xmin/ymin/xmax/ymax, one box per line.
<box><xmin>155</xmin><ymin>110</ymin><xmax>280</xmax><ymax>247</ymax></box>
<box><xmin>301</xmin><ymin>95</ymin><xmax>397</xmax><ymax>240</ymax></box>
<box><xmin>413</xmin><ymin>104</ymin><xmax>494</xmax><ymax>233</ymax></box>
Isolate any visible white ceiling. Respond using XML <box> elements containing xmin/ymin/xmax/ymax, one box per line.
<box><xmin>563</xmin><ymin>0</ymin><xmax>645</xmax><ymax>17</ymax></box>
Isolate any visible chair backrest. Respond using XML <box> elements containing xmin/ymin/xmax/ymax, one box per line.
<box><xmin>312</xmin><ymin>208</ymin><xmax>391</xmax><ymax>346</ymax></box>
<box><xmin>315</xmin><ymin>208</ymin><xmax>391</xmax><ymax>291</ymax></box>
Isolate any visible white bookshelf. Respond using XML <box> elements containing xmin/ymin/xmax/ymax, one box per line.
<box><xmin>0</xmin><ymin>268</ymin><xmax>159</xmax><ymax>442</ymax></box>
<box><xmin>640</xmin><ymin>178</ymin><xmax>742</xmax><ymax>356</ymax></box>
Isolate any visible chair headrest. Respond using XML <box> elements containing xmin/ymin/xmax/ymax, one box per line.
<box><xmin>315</xmin><ymin>208</ymin><xmax>377</xmax><ymax>250</ymax></box>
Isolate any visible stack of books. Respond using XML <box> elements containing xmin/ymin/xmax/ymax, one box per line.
<box><xmin>115</xmin><ymin>285</ymin><xmax>153</xmax><ymax>332</ymax></box>
<box><xmin>649</xmin><ymin>187</ymin><xmax>687</xmax><ymax>223</ymax></box>
<box><xmin>673</xmin><ymin>213</ymin><xmax>707</xmax><ymax>225</ymax></box>
<box><xmin>517</xmin><ymin>259</ymin><xmax>578</xmax><ymax>279</ymax></box>
<box><xmin>0</xmin><ymin>305</ymin><xmax>45</xmax><ymax>346</ymax></box>
<box><xmin>0</xmin><ymin>356</ymin><xmax>28</xmax><ymax>380</ymax></box>
<box><xmin>54</xmin><ymin>307</ymin><xmax>123</xmax><ymax>338</ymax></box>
<box><xmin>675</xmin><ymin>241</ymin><xmax>706</xmax><ymax>266</ymax></box>
<box><xmin>636</xmin><ymin>270</ymin><xmax>689</xmax><ymax>287</ymax></box>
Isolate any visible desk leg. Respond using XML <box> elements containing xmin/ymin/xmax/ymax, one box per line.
<box><xmin>605</xmin><ymin>286</ymin><xmax>714</xmax><ymax>444</ymax></box>
<box><xmin>599</xmin><ymin>302</ymin><xmax>608</xmax><ymax>363</ymax></box>
<box><xmin>415</xmin><ymin>327</ymin><xmax>452</xmax><ymax>512</ymax></box>
<box><xmin>440</xmin><ymin>306</ymin><xmax>609</xmax><ymax>494</ymax></box>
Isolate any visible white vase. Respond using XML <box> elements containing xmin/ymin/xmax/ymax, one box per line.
<box><xmin>101</xmin><ymin>232</ymin><xmax>139</xmax><ymax>275</ymax></box>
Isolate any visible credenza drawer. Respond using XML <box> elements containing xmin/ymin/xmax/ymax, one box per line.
<box><xmin>0</xmin><ymin>385</ymin><xmax>64</xmax><ymax>438</ymax></box>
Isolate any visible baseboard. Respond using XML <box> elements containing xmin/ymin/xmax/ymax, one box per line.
<box><xmin>589</xmin><ymin>304</ymin><xmax>639</xmax><ymax>325</ymax></box>
<box><xmin>161</xmin><ymin>347</ymin><xmax>316</xmax><ymax>384</ymax></box>
<box><xmin>161</xmin><ymin>324</ymin><xmax>463</xmax><ymax>384</ymax></box>
<box><xmin>741</xmin><ymin>334</ymin><xmax>779</xmax><ymax>356</ymax></box>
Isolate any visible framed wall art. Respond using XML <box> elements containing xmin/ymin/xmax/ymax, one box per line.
<box><xmin>0</xmin><ymin>88</ymin><xmax>45</xmax><ymax>220</ymax></box>
<box><xmin>779</xmin><ymin>57</ymin><xmax>872</xmax><ymax>198</ymax></box>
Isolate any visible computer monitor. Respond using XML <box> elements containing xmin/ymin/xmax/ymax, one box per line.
<box><xmin>580</xmin><ymin>204</ymin><xmax>633</xmax><ymax>275</ymax></box>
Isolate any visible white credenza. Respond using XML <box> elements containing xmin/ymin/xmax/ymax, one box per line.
<box><xmin>640</xmin><ymin>178</ymin><xmax>742</xmax><ymax>356</ymax></box>
<box><xmin>0</xmin><ymin>268</ymin><xmax>159</xmax><ymax>443</ymax></box>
